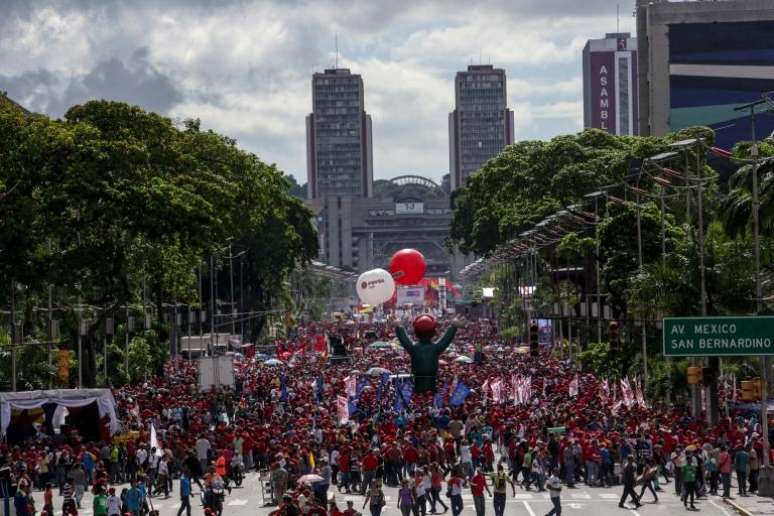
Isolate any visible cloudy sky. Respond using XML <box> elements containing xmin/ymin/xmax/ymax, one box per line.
<box><xmin>1</xmin><ymin>0</ymin><xmax>635</xmax><ymax>184</ymax></box>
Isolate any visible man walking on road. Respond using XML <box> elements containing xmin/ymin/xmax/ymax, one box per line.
<box><xmin>489</xmin><ymin>463</ymin><xmax>515</xmax><ymax>516</ymax></box>
<box><xmin>545</xmin><ymin>469</ymin><xmax>562</xmax><ymax>516</ymax></box>
<box><xmin>177</xmin><ymin>469</ymin><xmax>193</xmax><ymax>516</ymax></box>
<box><xmin>470</xmin><ymin>467</ymin><xmax>491</xmax><ymax>516</ymax></box>
<box><xmin>619</xmin><ymin>456</ymin><xmax>641</xmax><ymax>509</ymax></box>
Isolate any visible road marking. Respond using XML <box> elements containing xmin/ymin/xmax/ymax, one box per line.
<box><xmin>522</xmin><ymin>500</ymin><xmax>537</xmax><ymax>516</ymax></box>
<box><xmin>514</xmin><ymin>493</ymin><xmax>534</xmax><ymax>499</ymax></box>
<box><xmin>599</xmin><ymin>493</ymin><xmax>619</xmax><ymax>499</ymax></box>
<box><xmin>710</xmin><ymin>499</ymin><xmax>733</xmax><ymax>516</ymax></box>
<box><xmin>228</xmin><ymin>498</ymin><xmax>249</xmax><ymax>506</ymax></box>
<box><xmin>567</xmin><ymin>502</ymin><xmax>584</xmax><ymax>509</ymax></box>
<box><xmin>630</xmin><ymin>511</ymin><xmax>641</xmax><ymax>516</ymax></box>
<box><xmin>571</xmin><ymin>492</ymin><xmax>591</xmax><ymax>499</ymax></box>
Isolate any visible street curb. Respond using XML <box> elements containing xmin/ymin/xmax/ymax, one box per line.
<box><xmin>723</xmin><ymin>496</ymin><xmax>755</xmax><ymax>516</ymax></box>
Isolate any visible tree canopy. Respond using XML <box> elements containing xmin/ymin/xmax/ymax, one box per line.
<box><xmin>0</xmin><ymin>100</ymin><xmax>317</xmax><ymax>388</ymax></box>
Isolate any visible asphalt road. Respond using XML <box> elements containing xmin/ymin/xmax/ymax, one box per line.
<box><xmin>25</xmin><ymin>473</ymin><xmax>739</xmax><ymax>516</ymax></box>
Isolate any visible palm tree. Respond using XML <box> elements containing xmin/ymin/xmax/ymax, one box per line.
<box><xmin>721</xmin><ymin>145</ymin><xmax>774</xmax><ymax>238</ymax></box>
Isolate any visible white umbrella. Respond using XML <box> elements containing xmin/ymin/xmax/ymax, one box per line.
<box><xmin>263</xmin><ymin>358</ymin><xmax>284</xmax><ymax>366</ymax></box>
<box><xmin>367</xmin><ymin>367</ymin><xmax>392</xmax><ymax>376</ymax></box>
<box><xmin>454</xmin><ymin>356</ymin><xmax>474</xmax><ymax>364</ymax></box>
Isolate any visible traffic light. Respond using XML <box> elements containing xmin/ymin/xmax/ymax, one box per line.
<box><xmin>687</xmin><ymin>366</ymin><xmax>702</xmax><ymax>385</ymax></box>
<box><xmin>608</xmin><ymin>321</ymin><xmax>620</xmax><ymax>353</ymax></box>
<box><xmin>529</xmin><ymin>323</ymin><xmax>539</xmax><ymax>357</ymax></box>
<box><xmin>741</xmin><ymin>379</ymin><xmax>762</xmax><ymax>401</ymax></box>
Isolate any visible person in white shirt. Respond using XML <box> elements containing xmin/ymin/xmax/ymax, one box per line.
<box><xmin>196</xmin><ymin>437</ymin><xmax>211</xmax><ymax>472</ymax></box>
<box><xmin>107</xmin><ymin>487</ymin><xmax>122</xmax><ymax>516</ymax></box>
<box><xmin>545</xmin><ymin>469</ymin><xmax>562</xmax><ymax>516</ymax></box>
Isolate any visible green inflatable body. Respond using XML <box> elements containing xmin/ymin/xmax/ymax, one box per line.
<box><xmin>396</xmin><ymin>324</ymin><xmax>457</xmax><ymax>394</ymax></box>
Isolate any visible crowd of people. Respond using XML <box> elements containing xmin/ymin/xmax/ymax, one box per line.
<box><xmin>0</xmin><ymin>317</ymin><xmax>770</xmax><ymax>516</ymax></box>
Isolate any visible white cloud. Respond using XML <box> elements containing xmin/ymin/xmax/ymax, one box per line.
<box><xmin>0</xmin><ymin>1</ymin><xmax>636</xmax><ymax>183</ymax></box>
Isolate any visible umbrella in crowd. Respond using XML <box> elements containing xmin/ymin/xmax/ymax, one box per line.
<box><xmin>297</xmin><ymin>474</ymin><xmax>324</xmax><ymax>485</ymax></box>
<box><xmin>263</xmin><ymin>358</ymin><xmax>285</xmax><ymax>366</ymax></box>
<box><xmin>367</xmin><ymin>367</ymin><xmax>392</xmax><ymax>376</ymax></box>
<box><xmin>454</xmin><ymin>356</ymin><xmax>474</xmax><ymax>364</ymax></box>
<box><xmin>368</xmin><ymin>341</ymin><xmax>392</xmax><ymax>349</ymax></box>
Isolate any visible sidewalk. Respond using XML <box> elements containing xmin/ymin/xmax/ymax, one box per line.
<box><xmin>723</xmin><ymin>492</ymin><xmax>774</xmax><ymax>516</ymax></box>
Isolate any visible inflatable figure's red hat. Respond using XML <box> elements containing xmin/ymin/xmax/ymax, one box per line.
<box><xmin>413</xmin><ymin>314</ymin><xmax>437</xmax><ymax>340</ymax></box>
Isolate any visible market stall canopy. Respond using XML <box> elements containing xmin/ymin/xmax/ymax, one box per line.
<box><xmin>0</xmin><ymin>388</ymin><xmax>119</xmax><ymax>436</ymax></box>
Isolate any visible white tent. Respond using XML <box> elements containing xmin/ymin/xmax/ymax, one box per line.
<box><xmin>0</xmin><ymin>388</ymin><xmax>119</xmax><ymax>436</ymax></box>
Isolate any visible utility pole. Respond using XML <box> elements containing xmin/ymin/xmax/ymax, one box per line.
<box><xmin>229</xmin><ymin>244</ymin><xmax>236</xmax><ymax>337</ymax></box>
<box><xmin>10</xmin><ymin>282</ymin><xmax>16</xmax><ymax>391</ymax></box>
<box><xmin>736</xmin><ymin>99</ymin><xmax>773</xmax><ymax>494</ymax></box>
<box><xmin>48</xmin><ymin>283</ymin><xmax>53</xmax><ymax>389</ymax></box>
<box><xmin>635</xmin><ymin>190</ymin><xmax>648</xmax><ymax>382</ymax></box>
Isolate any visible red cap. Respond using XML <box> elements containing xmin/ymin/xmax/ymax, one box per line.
<box><xmin>413</xmin><ymin>314</ymin><xmax>437</xmax><ymax>335</ymax></box>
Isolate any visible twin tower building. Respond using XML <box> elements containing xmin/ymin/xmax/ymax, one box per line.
<box><xmin>305</xmin><ymin>65</ymin><xmax>514</xmax><ymax>200</ymax></box>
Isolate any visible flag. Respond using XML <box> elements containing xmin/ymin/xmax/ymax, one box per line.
<box><xmin>601</xmin><ymin>379</ymin><xmax>610</xmax><ymax>402</ymax></box>
<box><xmin>314</xmin><ymin>335</ymin><xmax>327</xmax><ymax>357</ymax></box>
<box><xmin>395</xmin><ymin>379</ymin><xmax>414</xmax><ymax>412</ymax></box>
<box><xmin>280</xmin><ymin>374</ymin><xmax>289</xmax><ymax>402</ymax></box>
<box><xmin>336</xmin><ymin>396</ymin><xmax>349</xmax><ymax>425</ymax></box>
<box><xmin>634</xmin><ymin>377</ymin><xmax>647</xmax><ymax>409</ymax></box>
<box><xmin>569</xmin><ymin>375</ymin><xmax>579</xmax><ymax>398</ymax></box>
<box><xmin>150</xmin><ymin>423</ymin><xmax>163</xmax><ymax>456</ymax></box>
<box><xmin>377</xmin><ymin>373</ymin><xmax>390</xmax><ymax>403</ymax></box>
<box><xmin>620</xmin><ymin>378</ymin><xmax>634</xmax><ymax>408</ymax></box>
<box><xmin>344</xmin><ymin>376</ymin><xmax>357</xmax><ymax>398</ymax></box>
<box><xmin>449</xmin><ymin>380</ymin><xmax>471</xmax><ymax>407</ymax></box>
<box><xmin>482</xmin><ymin>379</ymin><xmax>491</xmax><ymax>406</ymax></box>
<box><xmin>316</xmin><ymin>374</ymin><xmax>324</xmax><ymax>402</ymax></box>
<box><xmin>732</xmin><ymin>373</ymin><xmax>738</xmax><ymax>403</ymax></box>
<box><xmin>491</xmin><ymin>379</ymin><xmax>503</xmax><ymax>404</ymax></box>
<box><xmin>434</xmin><ymin>382</ymin><xmax>448</xmax><ymax>409</ymax></box>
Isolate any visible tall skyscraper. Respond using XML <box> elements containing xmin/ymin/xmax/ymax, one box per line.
<box><xmin>636</xmin><ymin>0</ymin><xmax>774</xmax><ymax>149</ymax></box>
<box><xmin>582</xmin><ymin>32</ymin><xmax>639</xmax><ymax>136</ymax></box>
<box><xmin>448</xmin><ymin>65</ymin><xmax>514</xmax><ymax>190</ymax></box>
<box><xmin>306</xmin><ymin>68</ymin><xmax>373</xmax><ymax>199</ymax></box>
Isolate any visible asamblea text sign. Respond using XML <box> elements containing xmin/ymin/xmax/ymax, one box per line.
<box><xmin>663</xmin><ymin>316</ymin><xmax>774</xmax><ymax>356</ymax></box>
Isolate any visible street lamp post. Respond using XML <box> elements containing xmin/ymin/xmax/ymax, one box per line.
<box><xmin>735</xmin><ymin>99</ymin><xmax>773</xmax><ymax>493</ymax></box>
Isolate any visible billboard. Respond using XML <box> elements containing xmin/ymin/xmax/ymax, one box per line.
<box><xmin>395</xmin><ymin>202</ymin><xmax>424</xmax><ymax>215</ymax></box>
<box><xmin>396</xmin><ymin>286</ymin><xmax>424</xmax><ymax>305</ymax></box>
<box><xmin>668</xmin><ymin>20</ymin><xmax>774</xmax><ymax>150</ymax></box>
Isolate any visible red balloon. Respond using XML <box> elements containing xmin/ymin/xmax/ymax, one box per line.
<box><xmin>389</xmin><ymin>248</ymin><xmax>426</xmax><ymax>285</ymax></box>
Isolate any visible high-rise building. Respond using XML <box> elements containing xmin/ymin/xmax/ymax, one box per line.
<box><xmin>637</xmin><ymin>0</ymin><xmax>774</xmax><ymax>149</ymax></box>
<box><xmin>306</xmin><ymin>68</ymin><xmax>373</xmax><ymax>199</ymax></box>
<box><xmin>582</xmin><ymin>33</ymin><xmax>639</xmax><ymax>136</ymax></box>
<box><xmin>448</xmin><ymin>65</ymin><xmax>514</xmax><ymax>190</ymax></box>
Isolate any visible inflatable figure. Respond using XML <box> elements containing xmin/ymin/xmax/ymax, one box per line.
<box><xmin>396</xmin><ymin>315</ymin><xmax>458</xmax><ymax>393</ymax></box>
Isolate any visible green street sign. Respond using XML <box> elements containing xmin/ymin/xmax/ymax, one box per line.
<box><xmin>663</xmin><ymin>316</ymin><xmax>774</xmax><ymax>356</ymax></box>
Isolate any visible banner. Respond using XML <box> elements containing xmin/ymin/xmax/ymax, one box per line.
<box><xmin>336</xmin><ymin>396</ymin><xmax>349</xmax><ymax>425</ymax></box>
<box><xmin>620</xmin><ymin>378</ymin><xmax>634</xmax><ymax>409</ymax></box>
<box><xmin>569</xmin><ymin>375</ymin><xmax>579</xmax><ymax>398</ymax></box>
<box><xmin>344</xmin><ymin>375</ymin><xmax>357</xmax><ymax>398</ymax></box>
<box><xmin>449</xmin><ymin>380</ymin><xmax>470</xmax><ymax>407</ymax></box>
<box><xmin>634</xmin><ymin>377</ymin><xmax>647</xmax><ymax>409</ymax></box>
<box><xmin>491</xmin><ymin>379</ymin><xmax>503</xmax><ymax>404</ymax></box>
<box><xmin>396</xmin><ymin>287</ymin><xmax>425</xmax><ymax>306</ymax></box>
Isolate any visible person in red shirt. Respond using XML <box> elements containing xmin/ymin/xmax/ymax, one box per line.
<box><xmin>470</xmin><ymin>467</ymin><xmax>491</xmax><ymax>516</ymax></box>
<box><xmin>361</xmin><ymin>450</ymin><xmax>380</xmax><ymax>495</ymax></box>
<box><xmin>343</xmin><ymin>500</ymin><xmax>362</xmax><ymax>516</ymax></box>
